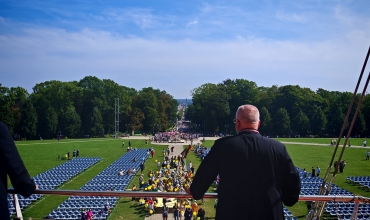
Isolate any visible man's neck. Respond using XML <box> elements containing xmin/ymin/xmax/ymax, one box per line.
<box><xmin>238</xmin><ymin>128</ymin><xmax>259</xmax><ymax>133</ymax></box>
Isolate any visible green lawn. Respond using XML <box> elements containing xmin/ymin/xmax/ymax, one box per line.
<box><xmin>10</xmin><ymin>137</ymin><xmax>370</xmax><ymax>219</ymax></box>
<box><xmin>12</xmin><ymin>138</ymin><xmax>149</xmax><ymax>219</ymax></box>
<box><xmin>275</xmin><ymin>137</ymin><xmax>366</xmax><ymax>146</ymax></box>
<box><xmin>285</xmin><ymin>143</ymin><xmax>370</xmax><ymax>219</ymax></box>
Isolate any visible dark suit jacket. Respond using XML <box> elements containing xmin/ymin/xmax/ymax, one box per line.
<box><xmin>190</xmin><ymin>131</ymin><xmax>300</xmax><ymax>220</ymax></box>
<box><xmin>0</xmin><ymin>122</ymin><xmax>36</xmax><ymax>220</ymax></box>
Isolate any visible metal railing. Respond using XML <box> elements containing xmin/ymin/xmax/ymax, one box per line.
<box><xmin>8</xmin><ymin>189</ymin><xmax>370</xmax><ymax>219</ymax></box>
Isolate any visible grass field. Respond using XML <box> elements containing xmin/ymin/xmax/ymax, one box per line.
<box><xmin>276</xmin><ymin>137</ymin><xmax>367</xmax><ymax>146</ymax></box>
<box><xmin>9</xmin><ymin>137</ymin><xmax>370</xmax><ymax>219</ymax></box>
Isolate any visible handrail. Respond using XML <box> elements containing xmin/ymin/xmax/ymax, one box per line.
<box><xmin>7</xmin><ymin>189</ymin><xmax>370</xmax><ymax>203</ymax></box>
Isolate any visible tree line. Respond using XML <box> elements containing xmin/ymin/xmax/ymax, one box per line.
<box><xmin>186</xmin><ymin>79</ymin><xmax>370</xmax><ymax>137</ymax></box>
<box><xmin>0</xmin><ymin>76</ymin><xmax>178</xmax><ymax>139</ymax></box>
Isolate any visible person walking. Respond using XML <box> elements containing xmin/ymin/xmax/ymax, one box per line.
<box><xmin>311</xmin><ymin>167</ymin><xmax>315</xmax><ymax>177</ymax></box>
<box><xmin>151</xmin><ymin>149</ymin><xmax>155</xmax><ymax>158</ymax></box>
<box><xmin>198</xmin><ymin>207</ymin><xmax>205</xmax><ymax>220</ymax></box>
<box><xmin>184</xmin><ymin>207</ymin><xmax>192</xmax><ymax>220</ymax></box>
<box><xmin>366</xmin><ymin>151</ymin><xmax>370</xmax><ymax>160</ymax></box>
<box><xmin>140</xmin><ymin>162</ymin><xmax>145</xmax><ymax>174</ymax></box>
<box><xmin>186</xmin><ymin>104</ymin><xmax>300</xmax><ymax>220</ymax></box>
<box><xmin>162</xmin><ymin>204</ymin><xmax>169</xmax><ymax>220</ymax></box>
<box><xmin>173</xmin><ymin>203</ymin><xmax>180</xmax><ymax>220</ymax></box>
<box><xmin>339</xmin><ymin>160</ymin><xmax>346</xmax><ymax>173</ymax></box>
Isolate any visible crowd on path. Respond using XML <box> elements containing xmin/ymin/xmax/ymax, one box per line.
<box><xmin>152</xmin><ymin>132</ymin><xmax>200</xmax><ymax>144</ymax></box>
<box><xmin>135</xmin><ymin>143</ymin><xmax>210</xmax><ymax>220</ymax></box>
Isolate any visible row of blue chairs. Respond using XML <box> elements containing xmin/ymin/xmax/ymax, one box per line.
<box><xmin>297</xmin><ymin>168</ymin><xmax>353</xmax><ymax>195</ymax></box>
<box><xmin>347</xmin><ymin>176</ymin><xmax>370</xmax><ymax>183</ymax></box>
<box><xmin>7</xmin><ymin>157</ymin><xmax>101</xmax><ymax>216</ymax></box>
<box><xmin>47</xmin><ymin>149</ymin><xmax>149</xmax><ymax>219</ymax></box>
<box><xmin>347</xmin><ymin>176</ymin><xmax>370</xmax><ymax>190</ymax></box>
<box><xmin>296</xmin><ymin>168</ymin><xmax>370</xmax><ymax>219</ymax></box>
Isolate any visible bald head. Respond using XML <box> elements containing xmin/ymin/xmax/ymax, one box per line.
<box><xmin>235</xmin><ymin>104</ymin><xmax>260</xmax><ymax>132</ymax></box>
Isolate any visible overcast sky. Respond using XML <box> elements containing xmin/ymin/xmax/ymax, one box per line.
<box><xmin>0</xmin><ymin>0</ymin><xmax>370</xmax><ymax>98</ymax></box>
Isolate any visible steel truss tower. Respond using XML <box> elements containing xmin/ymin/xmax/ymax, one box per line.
<box><xmin>114</xmin><ymin>98</ymin><xmax>120</xmax><ymax>138</ymax></box>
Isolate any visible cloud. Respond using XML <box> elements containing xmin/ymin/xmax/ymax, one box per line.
<box><xmin>103</xmin><ymin>8</ymin><xmax>173</xmax><ymax>30</ymax></box>
<box><xmin>0</xmin><ymin>21</ymin><xmax>369</xmax><ymax>98</ymax></box>
<box><xmin>1</xmin><ymin>1</ymin><xmax>370</xmax><ymax>97</ymax></box>
<box><xmin>275</xmin><ymin>11</ymin><xmax>308</xmax><ymax>23</ymax></box>
<box><xmin>186</xmin><ymin>20</ymin><xmax>198</xmax><ymax>27</ymax></box>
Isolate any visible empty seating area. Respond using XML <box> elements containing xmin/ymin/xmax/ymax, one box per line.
<box><xmin>8</xmin><ymin>157</ymin><xmax>101</xmax><ymax>216</ymax></box>
<box><xmin>346</xmin><ymin>176</ymin><xmax>370</xmax><ymax>190</ymax></box>
<box><xmin>296</xmin><ymin>168</ymin><xmax>370</xmax><ymax>219</ymax></box>
<box><xmin>300</xmin><ymin>177</ymin><xmax>352</xmax><ymax>196</ymax></box>
<box><xmin>325</xmin><ymin>202</ymin><xmax>370</xmax><ymax>220</ymax></box>
<box><xmin>297</xmin><ymin>167</ymin><xmax>353</xmax><ymax>196</ymax></box>
<box><xmin>48</xmin><ymin>196</ymin><xmax>117</xmax><ymax>220</ymax></box>
<box><xmin>47</xmin><ymin>149</ymin><xmax>148</xmax><ymax>219</ymax></box>
<box><xmin>34</xmin><ymin>158</ymin><xmax>102</xmax><ymax>190</ymax></box>
<box><xmin>283</xmin><ymin>206</ymin><xmax>297</xmax><ymax>220</ymax></box>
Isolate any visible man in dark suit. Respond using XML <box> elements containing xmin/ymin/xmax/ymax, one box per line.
<box><xmin>0</xmin><ymin>122</ymin><xmax>37</xmax><ymax>220</ymax></box>
<box><xmin>186</xmin><ymin>104</ymin><xmax>300</xmax><ymax>219</ymax></box>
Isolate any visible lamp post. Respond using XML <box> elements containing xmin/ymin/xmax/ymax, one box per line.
<box><xmin>224</xmin><ymin>125</ymin><xmax>229</xmax><ymax>136</ymax></box>
<box><xmin>125</xmin><ymin>124</ymin><xmax>130</xmax><ymax>134</ymax></box>
<box><xmin>116</xmin><ymin>122</ymin><xmax>119</xmax><ymax>138</ymax></box>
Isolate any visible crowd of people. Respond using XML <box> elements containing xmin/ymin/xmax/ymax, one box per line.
<box><xmin>152</xmin><ymin>132</ymin><xmax>199</xmax><ymax>144</ymax></box>
<box><xmin>57</xmin><ymin>149</ymin><xmax>80</xmax><ymax>160</ymax></box>
<box><xmin>132</xmin><ymin>144</ymin><xmax>210</xmax><ymax>220</ymax></box>
<box><xmin>334</xmin><ymin>160</ymin><xmax>347</xmax><ymax>173</ymax></box>
<box><xmin>302</xmin><ymin>160</ymin><xmax>347</xmax><ymax>175</ymax></box>
<box><xmin>194</xmin><ymin>144</ymin><xmax>210</xmax><ymax>161</ymax></box>
<box><xmin>301</xmin><ymin>166</ymin><xmax>322</xmax><ymax>177</ymax></box>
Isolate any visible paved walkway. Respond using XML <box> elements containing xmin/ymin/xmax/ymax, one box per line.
<box><xmin>142</xmin><ymin>138</ymin><xmax>209</xmax><ymax>220</ymax></box>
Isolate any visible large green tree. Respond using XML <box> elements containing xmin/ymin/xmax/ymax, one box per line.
<box><xmin>190</xmin><ymin>83</ymin><xmax>230</xmax><ymax>132</ymax></box>
<box><xmin>2</xmin><ymin>76</ymin><xmax>370</xmax><ymax>139</ymax></box>
<box><xmin>259</xmin><ymin>106</ymin><xmax>272</xmax><ymax>135</ymax></box>
<box><xmin>273</xmin><ymin>108</ymin><xmax>291</xmax><ymax>136</ymax></box>
<box><xmin>309</xmin><ymin>106</ymin><xmax>327</xmax><ymax>136</ymax></box>
<box><xmin>362</xmin><ymin>94</ymin><xmax>370</xmax><ymax>136</ymax></box>
<box><xmin>89</xmin><ymin>107</ymin><xmax>104</xmax><ymax>136</ymax></box>
<box><xmin>61</xmin><ymin>106</ymin><xmax>81</xmax><ymax>138</ymax></box>
<box><xmin>20</xmin><ymin>99</ymin><xmax>38</xmax><ymax>139</ymax></box>
<box><xmin>292</xmin><ymin>110</ymin><xmax>310</xmax><ymax>136</ymax></box>
<box><xmin>44</xmin><ymin>106</ymin><xmax>58</xmax><ymax>138</ymax></box>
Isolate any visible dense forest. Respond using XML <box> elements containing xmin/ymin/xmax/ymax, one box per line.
<box><xmin>0</xmin><ymin>76</ymin><xmax>178</xmax><ymax>139</ymax></box>
<box><xmin>1</xmin><ymin>77</ymin><xmax>369</xmax><ymax>139</ymax></box>
<box><xmin>186</xmin><ymin>79</ymin><xmax>370</xmax><ymax>137</ymax></box>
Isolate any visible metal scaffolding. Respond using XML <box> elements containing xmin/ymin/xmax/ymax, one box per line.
<box><xmin>114</xmin><ymin>98</ymin><xmax>120</xmax><ymax>138</ymax></box>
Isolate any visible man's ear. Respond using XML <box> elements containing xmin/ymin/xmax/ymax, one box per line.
<box><xmin>258</xmin><ymin>120</ymin><xmax>261</xmax><ymax>128</ymax></box>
